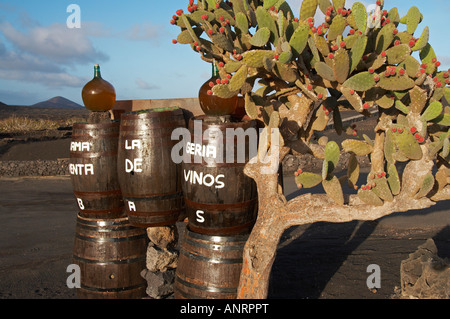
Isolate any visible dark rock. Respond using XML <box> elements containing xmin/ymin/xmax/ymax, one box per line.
<box><xmin>400</xmin><ymin>238</ymin><xmax>449</xmax><ymax>299</ymax></box>
<box><xmin>141</xmin><ymin>269</ymin><xmax>176</xmax><ymax>299</ymax></box>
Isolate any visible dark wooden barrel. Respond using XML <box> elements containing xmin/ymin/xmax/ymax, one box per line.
<box><xmin>182</xmin><ymin>116</ymin><xmax>258</xmax><ymax>235</ymax></box>
<box><xmin>118</xmin><ymin>107</ymin><xmax>186</xmax><ymax>228</ymax></box>
<box><xmin>174</xmin><ymin>227</ymin><xmax>248</xmax><ymax>299</ymax></box>
<box><xmin>70</xmin><ymin>122</ymin><xmax>124</xmax><ymax>219</ymax></box>
<box><xmin>72</xmin><ymin>214</ymin><xmax>148</xmax><ymax>299</ymax></box>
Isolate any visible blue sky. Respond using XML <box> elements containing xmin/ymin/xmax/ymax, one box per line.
<box><xmin>0</xmin><ymin>0</ymin><xmax>448</xmax><ymax>106</ymax></box>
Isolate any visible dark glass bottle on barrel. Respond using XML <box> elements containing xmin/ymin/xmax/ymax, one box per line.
<box><xmin>82</xmin><ymin>64</ymin><xmax>116</xmax><ymax>112</ymax></box>
<box><xmin>198</xmin><ymin>61</ymin><xmax>238</xmax><ymax>117</ymax></box>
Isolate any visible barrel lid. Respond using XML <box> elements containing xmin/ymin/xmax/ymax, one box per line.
<box><xmin>126</xmin><ymin>106</ymin><xmax>180</xmax><ymax>115</ymax></box>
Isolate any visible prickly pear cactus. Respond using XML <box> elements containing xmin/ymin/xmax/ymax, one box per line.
<box><xmin>171</xmin><ymin>0</ymin><xmax>450</xmax><ymax>206</ymax></box>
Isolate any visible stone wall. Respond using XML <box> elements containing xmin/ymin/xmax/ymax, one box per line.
<box><xmin>0</xmin><ymin>159</ymin><xmax>69</xmax><ymax>177</ymax></box>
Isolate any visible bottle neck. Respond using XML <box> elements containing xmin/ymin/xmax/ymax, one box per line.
<box><xmin>94</xmin><ymin>65</ymin><xmax>102</xmax><ymax>78</ymax></box>
<box><xmin>212</xmin><ymin>61</ymin><xmax>219</xmax><ymax>78</ymax></box>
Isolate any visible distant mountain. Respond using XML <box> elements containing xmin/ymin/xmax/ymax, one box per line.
<box><xmin>0</xmin><ymin>101</ymin><xmax>7</xmax><ymax>107</ymax></box>
<box><xmin>30</xmin><ymin>96</ymin><xmax>83</xmax><ymax>109</ymax></box>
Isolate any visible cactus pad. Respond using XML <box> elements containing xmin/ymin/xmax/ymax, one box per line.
<box><xmin>300</xmin><ymin>0</ymin><xmax>318</xmax><ymax>22</ymax></box>
<box><xmin>419</xmin><ymin>44</ymin><xmax>437</xmax><ymax>74</ymax></box>
<box><xmin>255</xmin><ymin>6</ymin><xmax>278</xmax><ymax>44</ymax></box>
<box><xmin>242</xmin><ymin>50</ymin><xmax>276</xmax><ymax>68</ymax></box>
<box><xmin>409</xmin><ymin>86</ymin><xmax>427</xmax><ymax>114</ymax></box>
<box><xmin>327</xmin><ymin>15</ymin><xmax>347</xmax><ymax>41</ymax></box>
<box><xmin>378</xmin><ymin>72</ymin><xmax>415</xmax><ymax>91</ymax></box>
<box><xmin>250</xmin><ymin>27</ymin><xmax>271</xmax><ymax>47</ymax></box>
<box><xmin>333</xmin><ymin>49</ymin><xmax>350</xmax><ymax>83</ymax></box>
<box><xmin>384</xmin><ymin>130</ymin><xmax>396</xmax><ymax>163</ymax></box>
<box><xmin>385</xmin><ymin>44</ymin><xmax>411</xmax><ymax>65</ymax></box>
<box><xmin>322</xmin><ymin>175</ymin><xmax>345</xmax><ymax>206</ymax></box>
<box><xmin>325</xmin><ymin>141</ymin><xmax>341</xmax><ymax>171</ymax></box>
<box><xmin>358</xmin><ymin>189</ymin><xmax>384</xmax><ymax>206</ymax></box>
<box><xmin>211</xmin><ymin>33</ymin><xmax>234</xmax><ymax>52</ymax></box>
<box><xmin>387</xmin><ymin>163</ymin><xmax>401</xmax><ymax>195</ymax></box>
<box><xmin>244</xmin><ymin>93</ymin><xmax>259</xmax><ymax>119</ymax></box>
<box><xmin>314</xmin><ymin>61</ymin><xmax>336</xmax><ymax>82</ymax></box>
<box><xmin>342</xmin><ymin>86</ymin><xmax>364</xmax><ymax>112</ymax></box>
<box><xmin>403</xmin><ymin>55</ymin><xmax>420</xmax><ymax>78</ymax></box>
<box><xmin>371</xmin><ymin>176</ymin><xmax>394</xmax><ymax>202</ymax></box>
<box><xmin>212</xmin><ymin>83</ymin><xmax>239</xmax><ymax>99</ymax></box>
<box><xmin>421</xmin><ymin>101</ymin><xmax>443</xmax><ymax>122</ymax></box>
<box><xmin>289</xmin><ymin>24</ymin><xmax>310</xmax><ymax>58</ymax></box>
<box><xmin>392</xmin><ymin>129</ymin><xmax>423</xmax><ymax>160</ymax></box>
<box><xmin>352</xmin><ymin>2</ymin><xmax>368</xmax><ymax>34</ymax></box>
<box><xmin>342</xmin><ymin>139</ymin><xmax>374</xmax><ymax>156</ymax></box>
<box><xmin>235</xmin><ymin>12</ymin><xmax>249</xmax><ymax>34</ymax></box>
<box><xmin>375</xmin><ymin>23</ymin><xmax>396</xmax><ymax>54</ymax></box>
<box><xmin>395</xmin><ymin>100</ymin><xmax>411</xmax><ymax>115</ymax></box>
<box><xmin>406</xmin><ymin>6</ymin><xmax>421</xmax><ymax>35</ymax></box>
<box><xmin>343</xmin><ymin>72</ymin><xmax>376</xmax><ymax>92</ymax></box>
<box><xmin>347</xmin><ymin>153</ymin><xmax>360</xmax><ymax>188</ymax></box>
<box><xmin>313</xmin><ymin>33</ymin><xmax>330</xmax><ymax>57</ymax></box>
<box><xmin>415</xmin><ymin>173</ymin><xmax>435</xmax><ymax>199</ymax></box>
<box><xmin>349</xmin><ymin>35</ymin><xmax>368</xmax><ymax>73</ymax></box>
<box><xmin>318</xmin><ymin>0</ymin><xmax>332</xmax><ymax>15</ymax></box>
<box><xmin>295</xmin><ymin>172</ymin><xmax>323</xmax><ymax>188</ymax></box>
<box><xmin>412</xmin><ymin>26</ymin><xmax>429</xmax><ymax>52</ymax></box>
<box><xmin>229</xmin><ymin>65</ymin><xmax>248</xmax><ymax>92</ymax></box>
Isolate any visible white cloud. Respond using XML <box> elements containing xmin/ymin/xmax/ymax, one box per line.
<box><xmin>0</xmin><ymin>17</ymin><xmax>110</xmax><ymax>88</ymax></box>
<box><xmin>0</xmin><ymin>21</ymin><xmax>108</xmax><ymax>65</ymax></box>
<box><xmin>136</xmin><ymin>78</ymin><xmax>159</xmax><ymax>90</ymax></box>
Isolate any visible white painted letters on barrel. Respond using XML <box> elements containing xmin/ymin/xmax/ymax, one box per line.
<box><xmin>124</xmin><ymin>140</ymin><xmax>143</xmax><ymax>173</ymax></box>
<box><xmin>183</xmin><ymin>169</ymin><xmax>225</xmax><ymax>189</ymax></box>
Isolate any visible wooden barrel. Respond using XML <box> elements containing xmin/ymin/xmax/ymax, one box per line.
<box><xmin>174</xmin><ymin>227</ymin><xmax>248</xmax><ymax>299</ymax></box>
<box><xmin>72</xmin><ymin>214</ymin><xmax>148</xmax><ymax>299</ymax></box>
<box><xmin>182</xmin><ymin>116</ymin><xmax>258</xmax><ymax>235</ymax></box>
<box><xmin>70</xmin><ymin>122</ymin><xmax>124</xmax><ymax>219</ymax></box>
<box><xmin>118</xmin><ymin>107</ymin><xmax>186</xmax><ymax>228</ymax></box>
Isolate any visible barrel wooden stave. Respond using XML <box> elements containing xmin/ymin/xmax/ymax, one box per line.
<box><xmin>118</xmin><ymin>109</ymin><xmax>186</xmax><ymax>228</ymax></box>
<box><xmin>70</xmin><ymin>122</ymin><xmax>124</xmax><ymax>219</ymax></box>
<box><xmin>182</xmin><ymin>116</ymin><xmax>258</xmax><ymax>235</ymax></box>
<box><xmin>73</xmin><ymin>214</ymin><xmax>148</xmax><ymax>299</ymax></box>
<box><xmin>174</xmin><ymin>228</ymin><xmax>248</xmax><ymax>299</ymax></box>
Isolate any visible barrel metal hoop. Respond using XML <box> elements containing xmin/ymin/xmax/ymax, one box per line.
<box><xmin>73</xmin><ymin>122</ymin><xmax>120</xmax><ymax>130</ymax></box>
<box><xmin>73</xmin><ymin>255</ymin><xmax>146</xmax><ymax>265</ymax></box>
<box><xmin>126</xmin><ymin>209</ymin><xmax>183</xmax><ymax>217</ymax></box>
<box><xmin>75</xmin><ymin>223</ymin><xmax>138</xmax><ymax>233</ymax></box>
<box><xmin>175</xmin><ymin>274</ymin><xmax>237</xmax><ymax>294</ymax></box>
<box><xmin>74</xmin><ymin>233</ymin><xmax>147</xmax><ymax>242</ymax></box>
<box><xmin>183</xmin><ymin>237</ymin><xmax>245</xmax><ymax>251</ymax></box>
<box><xmin>76</xmin><ymin>208</ymin><xmax>124</xmax><ymax>217</ymax></box>
<box><xmin>182</xmin><ymin>161</ymin><xmax>247</xmax><ymax>168</ymax></box>
<box><xmin>71</xmin><ymin>133</ymin><xmax>119</xmax><ymax>140</ymax></box>
<box><xmin>122</xmin><ymin>191</ymin><xmax>183</xmax><ymax>201</ymax></box>
<box><xmin>184</xmin><ymin>198</ymin><xmax>256</xmax><ymax>211</ymax></box>
<box><xmin>185</xmin><ymin>228</ymin><xmax>249</xmax><ymax>243</ymax></box>
<box><xmin>179</xmin><ymin>248</ymin><xmax>243</xmax><ymax>264</ymax></box>
<box><xmin>73</xmin><ymin>190</ymin><xmax>122</xmax><ymax>197</ymax></box>
<box><xmin>70</xmin><ymin>151</ymin><xmax>118</xmax><ymax>159</ymax></box>
<box><xmin>79</xmin><ymin>282</ymin><xmax>146</xmax><ymax>293</ymax></box>
<box><xmin>76</xmin><ymin>216</ymin><xmax>129</xmax><ymax>227</ymax></box>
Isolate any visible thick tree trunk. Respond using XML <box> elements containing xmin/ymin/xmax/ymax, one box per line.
<box><xmin>236</xmin><ymin>144</ymin><xmax>446</xmax><ymax>299</ymax></box>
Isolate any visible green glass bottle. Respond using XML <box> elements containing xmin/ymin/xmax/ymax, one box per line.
<box><xmin>198</xmin><ymin>61</ymin><xmax>238</xmax><ymax>117</ymax></box>
<box><xmin>82</xmin><ymin>64</ymin><xmax>116</xmax><ymax>112</ymax></box>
